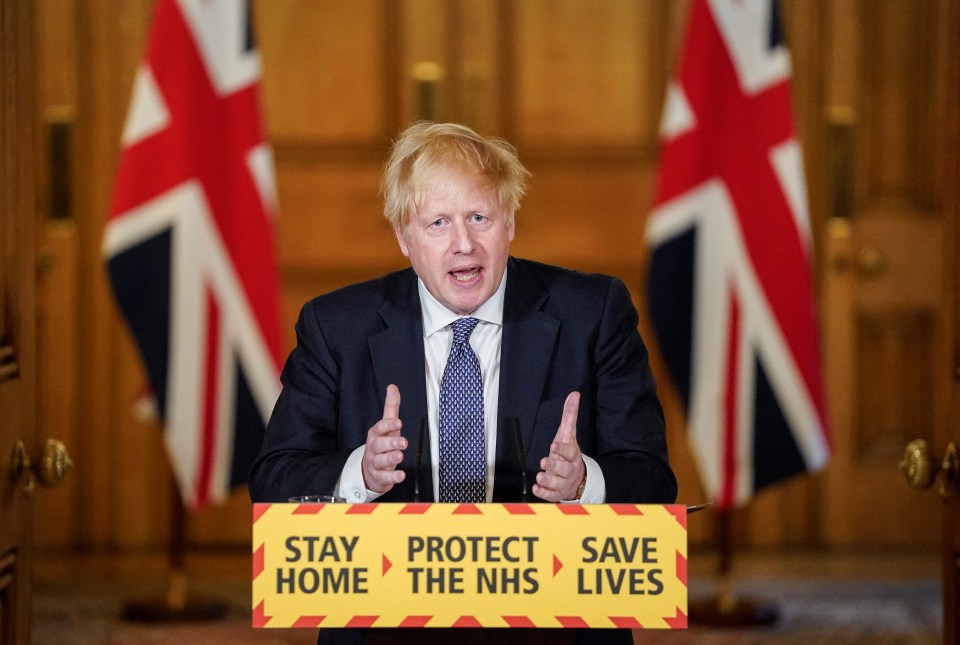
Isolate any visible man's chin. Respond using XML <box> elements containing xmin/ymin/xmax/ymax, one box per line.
<box><xmin>445</xmin><ymin>295</ymin><xmax>485</xmax><ymax>316</ymax></box>
<box><xmin>439</xmin><ymin>284</ymin><xmax>491</xmax><ymax>315</ymax></box>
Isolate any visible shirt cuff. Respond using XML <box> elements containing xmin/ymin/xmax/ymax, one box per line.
<box><xmin>337</xmin><ymin>446</ymin><xmax>384</xmax><ymax>503</ymax></box>
<box><xmin>561</xmin><ymin>454</ymin><xmax>605</xmax><ymax>504</ymax></box>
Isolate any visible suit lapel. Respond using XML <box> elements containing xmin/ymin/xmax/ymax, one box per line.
<box><xmin>368</xmin><ymin>271</ymin><xmax>433</xmax><ymax>500</ymax></box>
<box><xmin>495</xmin><ymin>259</ymin><xmax>559</xmax><ymax>501</ymax></box>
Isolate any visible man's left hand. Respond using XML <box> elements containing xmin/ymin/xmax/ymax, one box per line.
<box><xmin>533</xmin><ymin>391</ymin><xmax>586</xmax><ymax>502</ymax></box>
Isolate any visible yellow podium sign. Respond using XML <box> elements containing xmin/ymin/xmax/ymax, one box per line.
<box><xmin>252</xmin><ymin>503</ymin><xmax>687</xmax><ymax>630</ymax></box>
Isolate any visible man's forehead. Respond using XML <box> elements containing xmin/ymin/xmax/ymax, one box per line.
<box><xmin>415</xmin><ymin>179</ymin><xmax>499</xmax><ymax>213</ymax></box>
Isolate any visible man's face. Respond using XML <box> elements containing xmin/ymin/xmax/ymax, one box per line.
<box><xmin>395</xmin><ymin>166</ymin><xmax>514</xmax><ymax>315</ymax></box>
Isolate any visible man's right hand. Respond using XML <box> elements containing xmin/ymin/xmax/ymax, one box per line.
<box><xmin>361</xmin><ymin>384</ymin><xmax>408</xmax><ymax>493</ymax></box>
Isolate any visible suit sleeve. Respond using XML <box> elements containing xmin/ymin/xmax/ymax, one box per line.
<box><xmin>248</xmin><ymin>301</ymin><xmax>353</xmax><ymax>502</ymax></box>
<box><xmin>590</xmin><ymin>278</ymin><xmax>677</xmax><ymax>504</ymax></box>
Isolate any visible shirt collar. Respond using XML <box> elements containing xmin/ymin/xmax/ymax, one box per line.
<box><xmin>419</xmin><ymin>268</ymin><xmax>507</xmax><ymax>337</ymax></box>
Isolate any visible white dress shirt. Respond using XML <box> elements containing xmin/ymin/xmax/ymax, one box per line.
<box><xmin>337</xmin><ymin>269</ymin><xmax>604</xmax><ymax>503</ymax></box>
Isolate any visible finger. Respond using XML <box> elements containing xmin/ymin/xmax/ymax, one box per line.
<box><xmin>370</xmin><ymin>433</ymin><xmax>408</xmax><ymax>453</ymax></box>
<box><xmin>535</xmin><ymin>469</ymin><xmax>566</xmax><ymax>493</ymax></box>
<box><xmin>382</xmin><ymin>384</ymin><xmax>401</xmax><ymax>420</ymax></box>
<box><xmin>362</xmin><ymin>444</ymin><xmax>407</xmax><ymax>492</ymax></box>
<box><xmin>366</xmin><ymin>466</ymin><xmax>406</xmax><ymax>490</ymax></box>
<box><xmin>532</xmin><ymin>483</ymin><xmax>561</xmax><ymax>503</ymax></box>
<box><xmin>539</xmin><ymin>455</ymin><xmax>574</xmax><ymax>484</ymax></box>
<box><xmin>553</xmin><ymin>391</ymin><xmax>580</xmax><ymax>444</ymax></box>
<box><xmin>370</xmin><ymin>448</ymin><xmax>405</xmax><ymax>471</ymax></box>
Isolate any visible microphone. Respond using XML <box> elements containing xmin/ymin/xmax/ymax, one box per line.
<box><xmin>412</xmin><ymin>418</ymin><xmax>426</xmax><ymax>502</ymax></box>
<box><xmin>511</xmin><ymin>417</ymin><xmax>530</xmax><ymax>502</ymax></box>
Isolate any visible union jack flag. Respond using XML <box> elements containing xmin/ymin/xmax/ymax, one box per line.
<box><xmin>645</xmin><ymin>0</ymin><xmax>830</xmax><ymax>509</ymax></box>
<box><xmin>103</xmin><ymin>0</ymin><xmax>283</xmax><ymax>509</ymax></box>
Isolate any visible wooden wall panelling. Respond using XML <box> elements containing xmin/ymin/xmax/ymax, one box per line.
<box><xmin>273</xmin><ymin>161</ymin><xmax>405</xmax><ymax>349</ymax></box>
<box><xmin>260</xmin><ymin>0</ymin><xmax>401</xmax><ymax>309</ymax></box>
<box><xmin>256</xmin><ymin>0</ymin><xmax>390</xmax><ymax>145</ymax></box>
<box><xmin>453</xmin><ymin>0</ymin><xmax>502</xmax><ymax>134</ymax></box>
<box><xmin>277</xmin><ymin>165</ymin><xmax>396</xmax><ymax>270</ymax></box>
<box><xmin>510</xmin><ymin>161</ymin><xmax>651</xmax><ymax>276</ymax></box>
<box><xmin>402</xmin><ymin>0</ymin><xmax>449</xmax><ymax>122</ymax></box>
<box><xmin>512</xmin><ymin>0</ymin><xmax>649</xmax><ymax>150</ymax></box>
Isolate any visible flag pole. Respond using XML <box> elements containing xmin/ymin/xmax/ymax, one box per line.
<box><xmin>121</xmin><ymin>478</ymin><xmax>226</xmax><ymax>622</ymax></box>
<box><xmin>688</xmin><ymin>508</ymin><xmax>778</xmax><ymax>626</ymax></box>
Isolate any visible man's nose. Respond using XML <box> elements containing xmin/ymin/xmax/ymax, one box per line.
<box><xmin>450</xmin><ymin>221</ymin><xmax>475</xmax><ymax>253</ymax></box>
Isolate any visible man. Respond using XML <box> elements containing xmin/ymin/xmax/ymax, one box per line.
<box><xmin>249</xmin><ymin>122</ymin><xmax>677</xmax><ymax>644</ymax></box>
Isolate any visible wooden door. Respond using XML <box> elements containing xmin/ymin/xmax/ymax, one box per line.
<box><xmin>935</xmin><ymin>1</ymin><xmax>959</xmax><ymax>641</ymax></box>
<box><xmin>0</xmin><ymin>1</ymin><xmax>37</xmax><ymax>642</ymax></box>
<box><xmin>908</xmin><ymin>1</ymin><xmax>960</xmax><ymax>637</ymax></box>
<box><xmin>819</xmin><ymin>0</ymin><xmax>949</xmax><ymax>548</ymax></box>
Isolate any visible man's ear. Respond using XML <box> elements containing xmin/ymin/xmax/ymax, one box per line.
<box><xmin>394</xmin><ymin>224</ymin><xmax>410</xmax><ymax>257</ymax></box>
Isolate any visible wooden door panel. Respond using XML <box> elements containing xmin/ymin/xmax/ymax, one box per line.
<box><xmin>853</xmin><ymin>217</ymin><xmax>941</xmax><ymax>309</ymax></box>
<box><xmin>0</xmin><ymin>378</ymin><xmax>28</xmax><ymax>645</ymax></box>
<box><xmin>257</xmin><ymin>0</ymin><xmax>392</xmax><ymax>144</ymax></box>
<box><xmin>823</xmin><ymin>220</ymin><xmax>941</xmax><ymax>546</ymax></box>
<box><xmin>511</xmin><ymin>0</ymin><xmax>665</xmax><ymax>149</ymax></box>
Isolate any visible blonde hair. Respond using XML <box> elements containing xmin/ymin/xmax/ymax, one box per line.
<box><xmin>381</xmin><ymin>122</ymin><xmax>530</xmax><ymax>229</ymax></box>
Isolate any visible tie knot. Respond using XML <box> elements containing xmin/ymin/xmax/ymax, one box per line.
<box><xmin>451</xmin><ymin>317</ymin><xmax>480</xmax><ymax>345</ymax></box>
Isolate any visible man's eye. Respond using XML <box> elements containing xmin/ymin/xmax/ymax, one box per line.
<box><xmin>470</xmin><ymin>213</ymin><xmax>487</xmax><ymax>223</ymax></box>
<box><xmin>429</xmin><ymin>219</ymin><xmax>444</xmax><ymax>228</ymax></box>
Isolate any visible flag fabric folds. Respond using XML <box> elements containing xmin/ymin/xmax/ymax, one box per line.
<box><xmin>645</xmin><ymin>0</ymin><xmax>830</xmax><ymax>510</ymax></box>
<box><xmin>104</xmin><ymin>0</ymin><xmax>283</xmax><ymax>509</ymax></box>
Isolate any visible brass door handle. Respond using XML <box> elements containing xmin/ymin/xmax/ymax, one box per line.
<box><xmin>10</xmin><ymin>438</ymin><xmax>73</xmax><ymax>495</ymax></box>
<box><xmin>899</xmin><ymin>439</ymin><xmax>959</xmax><ymax>498</ymax></box>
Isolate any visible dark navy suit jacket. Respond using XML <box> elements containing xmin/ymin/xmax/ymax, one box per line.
<box><xmin>249</xmin><ymin>257</ymin><xmax>676</xmax><ymax>505</ymax></box>
<box><xmin>248</xmin><ymin>258</ymin><xmax>677</xmax><ymax>645</ymax></box>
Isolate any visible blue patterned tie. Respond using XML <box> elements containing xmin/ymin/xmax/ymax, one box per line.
<box><xmin>439</xmin><ymin>317</ymin><xmax>485</xmax><ymax>503</ymax></box>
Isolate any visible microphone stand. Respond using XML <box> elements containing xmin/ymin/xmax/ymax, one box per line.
<box><xmin>412</xmin><ymin>418</ymin><xmax>425</xmax><ymax>502</ymax></box>
<box><xmin>512</xmin><ymin>417</ymin><xmax>530</xmax><ymax>502</ymax></box>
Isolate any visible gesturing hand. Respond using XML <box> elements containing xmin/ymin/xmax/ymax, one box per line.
<box><xmin>533</xmin><ymin>391</ymin><xmax>586</xmax><ymax>502</ymax></box>
<box><xmin>361</xmin><ymin>384</ymin><xmax>407</xmax><ymax>493</ymax></box>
